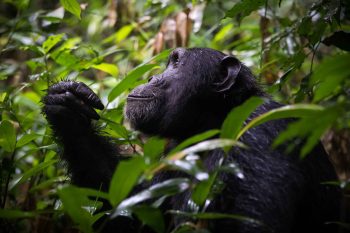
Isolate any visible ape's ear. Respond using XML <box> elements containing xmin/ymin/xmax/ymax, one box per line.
<box><xmin>212</xmin><ymin>56</ymin><xmax>241</xmax><ymax>93</ymax></box>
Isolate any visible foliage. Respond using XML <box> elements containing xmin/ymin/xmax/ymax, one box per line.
<box><xmin>0</xmin><ymin>0</ymin><xmax>349</xmax><ymax>232</ymax></box>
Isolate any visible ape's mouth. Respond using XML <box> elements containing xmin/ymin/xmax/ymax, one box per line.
<box><xmin>127</xmin><ymin>94</ymin><xmax>154</xmax><ymax>101</ymax></box>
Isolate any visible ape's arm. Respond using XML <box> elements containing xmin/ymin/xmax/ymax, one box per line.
<box><xmin>42</xmin><ymin>81</ymin><xmax>119</xmax><ymax>190</ymax></box>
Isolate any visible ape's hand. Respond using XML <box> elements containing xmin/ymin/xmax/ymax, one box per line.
<box><xmin>43</xmin><ymin>81</ymin><xmax>104</xmax><ymax>132</ymax></box>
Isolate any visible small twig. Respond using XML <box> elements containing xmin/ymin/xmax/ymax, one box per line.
<box><xmin>310</xmin><ymin>42</ymin><xmax>320</xmax><ymax>73</ymax></box>
<box><xmin>1</xmin><ymin>149</ymin><xmax>16</xmax><ymax>209</ymax></box>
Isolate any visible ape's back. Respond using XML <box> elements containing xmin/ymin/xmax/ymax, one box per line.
<box><xmin>205</xmin><ymin>101</ymin><xmax>340</xmax><ymax>233</ymax></box>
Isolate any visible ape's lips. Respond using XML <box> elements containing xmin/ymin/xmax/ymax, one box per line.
<box><xmin>127</xmin><ymin>94</ymin><xmax>154</xmax><ymax>100</ymax></box>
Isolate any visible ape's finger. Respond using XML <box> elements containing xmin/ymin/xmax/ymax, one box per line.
<box><xmin>43</xmin><ymin>92</ymin><xmax>100</xmax><ymax>120</ymax></box>
<box><xmin>74</xmin><ymin>82</ymin><xmax>104</xmax><ymax>110</ymax></box>
<box><xmin>48</xmin><ymin>81</ymin><xmax>104</xmax><ymax>110</ymax></box>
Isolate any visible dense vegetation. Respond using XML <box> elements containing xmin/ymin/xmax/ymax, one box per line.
<box><xmin>0</xmin><ymin>0</ymin><xmax>349</xmax><ymax>232</ymax></box>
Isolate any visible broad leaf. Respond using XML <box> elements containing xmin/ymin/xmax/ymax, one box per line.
<box><xmin>16</xmin><ymin>133</ymin><xmax>40</xmax><ymax>148</ymax></box>
<box><xmin>0</xmin><ymin>120</ymin><xmax>17</xmax><ymax>152</ymax></box>
<box><xmin>192</xmin><ymin>172</ymin><xmax>217</xmax><ymax>207</ymax></box>
<box><xmin>108</xmin><ymin>64</ymin><xmax>158</xmax><ymax>102</ymax></box>
<box><xmin>109</xmin><ymin>156</ymin><xmax>146</xmax><ymax>206</ymax></box>
<box><xmin>134</xmin><ymin>206</ymin><xmax>165</xmax><ymax>233</ymax></box>
<box><xmin>149</xmin><ymin>139</ymin><xmax>245</xmax><ymax>176</ymax></box>
<box><xmin>221</xmin><ymin>97</ymin><xmax>264</xmax><ymax>139</ymax></box>
<box><xmin>42</xmin><ymin>34</ymin><xmax>64</xmax><ymax>53</ymax></box>
<box><xmin>310</xmin><ymin>54</ymin><xmax>350</xmax><ymax>102</ymax></box>
<box><xmin>168</xmin><ymin>211</ymin><xmax>262</xmax><ymax>225</ymax></box>
<box><xmin>111</xmin><ymin>178</ymin><xmax>190</xmax><ymax>218</ymax></box>
<box><xmin>58</xmin><ymin>186</ymin><xmax>96</xmax><ymax>233</ymax></box>
<box><xmin>225</xmin><ymin>0</ymin><xmax>265</xmax><ymax>23</ymax></box>
<box><xmin>273</xmin><ymin>106</ymin><xmax>339</xmax><ymax>157</ymax></box>
<box><xmin>92</xmin><ymin>63</ymin><xmax>119</xmax><ymax>77</ymax></box>
<box><xmin>10</xmin><ymin>160</ymin><xmax>58</xmax><ymax>190</ymax></box>
<box><xmin>170</xmin><ymin>129</ymin><xmax>220</xmax><ymax>154</ymax></box>
<box><xmin>60</xmin><ymin>0</ymin><xmax>81</xmax><ymax>19</ymax></box>
<box><xmin>236</xmin><ymin>104</ymin><xmax>324</xmax><ymax>140</ymax></box>
<box><xmin>143</xmin><ymin>137</ymin><xmax>166</xmax><ymax>162</ymax></box>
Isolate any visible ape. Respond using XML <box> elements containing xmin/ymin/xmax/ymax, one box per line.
<box><xmin>43</xmin><ymin>48</ymin><xmax>340</xmax><ymax>233</ymax></box>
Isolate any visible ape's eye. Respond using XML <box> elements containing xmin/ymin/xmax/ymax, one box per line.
<box><xmin>171</xmin><ymin>51</ymin><xmax>179</xmax><ymax>66</ymax></box>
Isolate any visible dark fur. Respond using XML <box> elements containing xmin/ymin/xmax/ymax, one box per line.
<box><xmin>43</xmin><ymin>48</ymin><xmax>340</xmax><ymax>233</ymax></box>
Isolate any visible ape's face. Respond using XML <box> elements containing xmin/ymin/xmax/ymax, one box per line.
<box><xmin>125</xmin><ymin>48</ymin><xmax>242</xmax><ymax>139</ymax></box>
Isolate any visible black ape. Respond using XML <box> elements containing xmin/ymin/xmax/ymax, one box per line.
<box><xmin>43</xmin><ymin>48</ymin><xmax>340</xmax><ymax>233</ymax></box>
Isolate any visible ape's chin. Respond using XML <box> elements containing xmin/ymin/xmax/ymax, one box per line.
<box><xmin>125</xmin><ymin>99</ymin><xmax>163</xmax><ymax>135</ymax></box>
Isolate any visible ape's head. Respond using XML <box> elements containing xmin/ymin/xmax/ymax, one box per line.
<box><xmin>125</xmin><ymin>48</ymin><xmax>263</xmax><ymax>140</ymax></box>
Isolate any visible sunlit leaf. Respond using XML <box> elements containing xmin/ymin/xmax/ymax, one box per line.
<box><xmin>42</xmin><ymin>34</ymin><xmax>64</xmax><ymax>53</ymax></box>
<box><xmin>149</xmin><ymin>139</ymin><xmax>244</xmax><ymax>176</ymax></box>
<box><xmin>166</xmin><ymin>159</ymin><xmax>208</xmax><ymax>181</ymax></box>
<box><xmin>168</xmin><ymin>210</ymin><xmax>262</xmax><ymax>225</ymax></box>
<box><xmin>109</xmin><ymin>156</ymin><xmax>146</xmax><ymax>206</ymax></box>
<box><xmin>116</xmin><ymin>25</ymin><xmax>134</xmax><ymax>43</ymax></box>
<box><xmin>170</xmin><ymin>129</ymin><xmax>220</xmax><ymax>154</ymax></box>
<box><xmin>92</xmin><ymin>63</ymin><xmax>119</xmax><ymax>77</ymax></box>
<box><xmin>16</xmin><ymin>133</ymin><xmax>40</xmax><ymax>148</ymax></box>
<box><xmin>213</xmin><ymin>24</ymin><xmax>233</xmax><ymax>43</ymax></box>
<box><xmin>0</xmin><ymin>120</ymin><xmax>16</xmax><ymax>152</ymax></box>
<box><xmin>236</xmin><ymin>104</ymin><xmax>324</xmax><ymax>140</ymax></box>
<box><xmin>111</xmin><ymin>178</ymin><xmax>190</xmax><ymax>218</ymax></box>
<box><xmin>221</xmin><ymin>97</ymin><xmax>264</xmax><ymax>139</ymax></box>
<box><xmin>138</xmin><ymin>49</ymin><xmax>172</xmax><ymax>67</ymax></box>
<box><xmin>60</xmin><ymin>0</ymin><xmax>81</xmax><ymax>19</ymax></box>
<box><xmin>108</xmin><ymin>64</ymin><xmax>159</xmax><ymax>102</ymax></box>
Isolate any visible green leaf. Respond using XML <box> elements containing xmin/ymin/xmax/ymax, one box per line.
<box><xmin>139</xmin><ymin>49</ymin><xmax>172</xmax><ymax>67</ymax></box>
<box><xmin>103</xmin><ymin>121</ymin><xmax>129</xmax><ymax>138</ymax></box>
<box><xmin>221</xmin><ymin>97</ymin><xmax>264</xmax><ymax>139</ymax></box>
<box><xmin>115</xmin><ymin>25</ymin><xmax>134</xmax><ymax>43</ymax></box>
<box><xmin>109</xmin><ymin>156</ymin><xmax>146</xmax><ymax>206</ymax></box>
<box><xmin>310</xmin><ymin>54</ymin><xmax>350</xmax><ymax>102</ymax></box>
<box><xmin>273</xmin><ymin>106</ymin><xmax>339</xmax><ymax>158</ymax></box>
<box><xmin>16</xmin><ymin>133</ymin><xmax>39</xmax><ymax>148</ymax></box>
<box><xmin>60</xmin><ymin>0</ymin><xmax>81</xmax><ymax>19</ymax></box>
<box><xmin>170</xmin><ymin>129</ymin><xmax>220</xmax><ymax>154</ymax></box>
<box><xmin>168</xmin><ymin>211</ymin><xmax>262</xmax><ymax>225</ymax></box>
<box><xmin>0</xmin><ymin>120</ymin><xmax>16</xmax><ymax>152</ymax></box>
<box><xmin>298</xmin><ymin>17</ymin><xmax>312</xmax><ymax>36</ymax></box>
<box><xmin>10</xmin><ymin>160</ymin><xmax>58</xmax><ymax>190</ymax></box>
<box><xmin>42</xmin><ymin>34</ymin><xmax>64</xmax><ymax>53</ymax></box>
<box><xmin>0</xmin><ymin>209</ymin><xmax>36</xmax><ymax>219</ymax></box>
<box><xmin>92</xmin><ymin>63</ymin><xmax>119</xmax><ymax>77</ymax></box>
<box><xmin>149</xmin><ymin>139</ymin><xmax>245</xmax><ymax>176</ymax></box>
<box><xmin>30</xmin><ymin>176</ymin><xmax>66</xmax><ymax>193</ymax></box>
<box><xmin>192</xmin><ymin>172</ymin><xmax>217</xmax><ymax>207</ymax></box>
<box><xmin>108</xmin><ymin>64</ymin><xmax>158</xmax><ymax>102</ymax></box>
<box><xmin>225</xmin><ymin>0</ymin><xmax>265</xmax><ymax>22</ymax></box>
<box><xmin>112</xmin><ymin>178</ymin><xmax>190</xmax><ymax>218</ymax></box>
<box><xmin>134</xmin><ymin>206</ymin><xmax>165</xmax><ymax>233</ymax></box>
<box><xmin>236</xmin><ymin>104</ymin><xmax>324</xmax><ymax>140</ymax></box>
<box><xmin>143</xmin><ymin>137</ymin><xmax>166</xmax><ymax>162</ymax></box>
<box><xmin>58</xmin><ymin>186</ymin><xmax>95</xmax><ymax>233</ymax></box>
<box><xmin>166</xmin><ymin>159</ymin><xmax>208</xmax><ymax>181</ymax></box>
